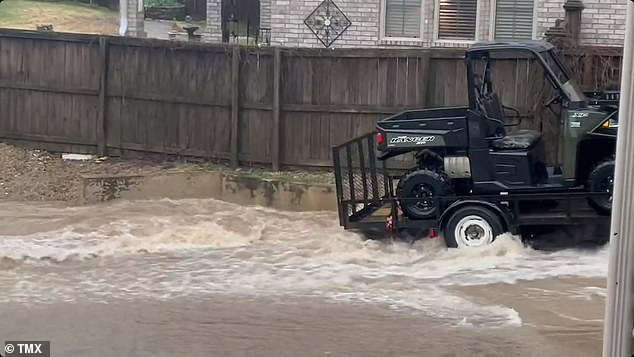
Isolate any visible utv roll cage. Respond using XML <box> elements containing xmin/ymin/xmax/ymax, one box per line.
<box><xmin>465</xmin><ymin>41</ymin><xmax>587</xmax><ymax>113</ymax></box>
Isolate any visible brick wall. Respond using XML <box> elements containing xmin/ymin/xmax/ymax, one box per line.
<box><xmin>124</xmin><ymin>0</ymin><xmax>145</xmax><ymax>37</ymax></box>
<box><xmin>261</xmin><ymin>0</ymin><xmax>272</xmax><ymax>28</ymax></box>
<box><xmin>537</xmin><ymin>0</ymin><xmax>625</xmax><ymax>47</ymax></box>
<box><xmin>204</xmin><ymin>0</ymin><xmax>492</xmax><ymax>48</ymax></box>
<box><xmin>204</xmin><ymin>0</ymin><xmax>625</xmax><ymax>48</ymax></box>
<box><xmin>203</xmin><ymin>0</ymin><xmax>222</xmax><ymax>43</ymax></box>
<box><xmin>536</xmin><ymin>0</ymin><xmax>565</xmax><ymax>40</ymax></box>
<box><xmin>578</xmin><ymin>0</ymin><xmax>625</xmax><ymax>46</ymax></box>
<box><xmin>266</xmin><ymin>0</ymin><xmax>381</xmax><ymax>48</ymax></box>
<box><xmin>478</xmin><ymin>0</ymin><xmax>492</xmax><ymax>41</ymax></box>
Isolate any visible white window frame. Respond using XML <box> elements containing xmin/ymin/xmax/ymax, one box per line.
<box><xmin>432</xmin><ymin>0</ymin><xmax>482</xmax><ymax>45</ymax></box>
<box><xmin>488</xmin><ymin>0</ymin><xmax>539</xmax><ymax>40</ymax></box>
<box><xmin>379</xmin><ymin>0</ymin><xmax>425</xmax><ymax>44</ymax></box>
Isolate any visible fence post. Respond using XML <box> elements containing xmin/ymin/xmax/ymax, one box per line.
<box><xmin>420</xmin><ymin>52</ymin><xmax>431</xmax><ymax>108</ymax></box>
<box><xmin>97</xmin><ymin>36</ymin><xmax>109</xmax><ymax>157</ymax></box>
<box><xmin>272</xmin><ymin>47</ymin><xmax>281</xmax><ymax>171</ymax></box>
<box><xmin>230</xmin><ymin>45</ymin><xmax>240</xmax><ymax>168</ymax></box>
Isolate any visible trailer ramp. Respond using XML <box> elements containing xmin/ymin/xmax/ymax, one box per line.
<box><xmin>332</xmin><ymin>131</ymin><xmax>399</xmax><ymax>230</ymax></box>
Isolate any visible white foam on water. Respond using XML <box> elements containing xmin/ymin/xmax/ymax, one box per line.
<box><xmin>0</xmin><ymin>201</ymin><xmax>271</xmax><ymax>261</ymax></box>
<box><xmin>0</xmin><ymin>198</ymin><xmax>610</xmax><ymax>328</ymax></box>
<box><xmin>324</xmin><ymin>288</ymin><xmax>523</xmax><ymax>328</ymax></box>
<box><xmin>551</xmin><ymin>311</ymin><xmax>605</xmax><ymax>323</ymax></box>
<box><xmin>572</xmin><ymin>286</ymin><xmax>608</xmax><ymax>300</ymax></box>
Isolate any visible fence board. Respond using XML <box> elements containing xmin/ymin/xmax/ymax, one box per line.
<box><xmin>0</xmin><ymin>29</ymin><xmax>625</xmax><ymax>170</ymax></box>
<box><xmin>97</xmin><ymin>37</ymin><xmax>108</xmax><ymax>156</ymax></box>
<box><xmin>239</xmin><ymin>108</ymin><xmax>272</xmax><ymax>164</ymax></box>
<box><xmin>231</xmin><ymin>46</ymin><xmax>240</xmax><ymax>167</ymax></box>
<box><xmin>272</xmin><ymin>48</ymin><xmax>281</xmax><ymax>170</ymax></box>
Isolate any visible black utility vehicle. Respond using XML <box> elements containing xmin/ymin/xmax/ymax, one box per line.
<box><xmin>333</xmin><ymin>40</ymin><xmax>618</xmax><ymax>248</ymax></box>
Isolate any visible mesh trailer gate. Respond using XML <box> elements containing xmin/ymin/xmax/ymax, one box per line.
<box><xmin>332</xmin><ymin>131</ymin><xmax>393</xmax><ymax>231</ymax></box>
<box><xmin>332</xmin><ymin>131</ymin><xmax>420</xmax><ymax>235</ymax></box>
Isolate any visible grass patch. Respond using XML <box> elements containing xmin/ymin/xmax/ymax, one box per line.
<box><xmin>234</xmin><ymin>170</ymin><xmax>335</xmax><ymax>186</ymax></box>
<box><xmin>0</xmin><ymin>0</ymin><xmax>119</xmax><ymax>34</ymax></box>
<box><xmin>145</xmin><ymin>0</ymin><xmax>182</xmax><ymax>7</ymax></box>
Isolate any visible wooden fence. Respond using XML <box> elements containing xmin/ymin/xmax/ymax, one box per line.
<box><xmin>0</xmin><ymin>29</ymin><xmax>623</xmax><ymax>169</ymax></box>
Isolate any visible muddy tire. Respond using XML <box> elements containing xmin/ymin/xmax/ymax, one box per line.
<box><xmin>396</xmin><ymin>169</ymin><xmax>453</xmax><ymax>219</ymax></box>
<box><xmin>587</xmin><ymin>158</ymin><xmax>615</xmax><ymax>216</ymax></box>
<box><xmin>443</xmin><ymin>206</ymin><xmax>505</xmax><ymax>249</ymax></box>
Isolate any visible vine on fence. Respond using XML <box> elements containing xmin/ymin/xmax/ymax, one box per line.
<box><xmin>548</xmin><ymin>36</ymin><xmax>623</xmax><ymax>91</ymax></box>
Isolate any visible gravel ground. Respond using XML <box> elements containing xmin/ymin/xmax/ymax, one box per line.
<box><xmin>0</xmin><ymin>144</ymin><xmax>335</xmax><ymax>203</ymax></box>
<box><xmin>0</xmin><ymin>144</ymin><xmax>173</xmax><ymax>202</ymax></box>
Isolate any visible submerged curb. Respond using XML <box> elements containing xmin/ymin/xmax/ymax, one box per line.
<box><xmin>81</xmin><ymin>170</ymin><xmax>337</xmax><ymax>212</ymax></box>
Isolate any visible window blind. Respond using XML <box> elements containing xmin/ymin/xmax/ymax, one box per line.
<box><xmin>385</xmin><ymin>0</ymin><xmax>422</xmax><ymax>37</ymax></box>
<box><xmin>437</xmin><ymin>0</ymin><xmax>478</xmax><ymax>40</ymax></box>
<box><xmin>494</xmin><ymin>0</ymin><xmax>534</xmax><ymax>40</ymax></box>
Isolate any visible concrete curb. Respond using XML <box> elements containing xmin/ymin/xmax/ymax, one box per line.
<box><xmin>81</xmin><ymin>171</ymin><xmax>337</xmax><ymax>212</ymax></box>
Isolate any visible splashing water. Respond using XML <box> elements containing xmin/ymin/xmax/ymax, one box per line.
<box><xmin>0</xmin><ymin>199</ymin><xmax>609</xmax><ymax>328</ymax></box>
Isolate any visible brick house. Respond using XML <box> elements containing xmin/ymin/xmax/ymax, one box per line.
<box><xmin>202</xmin><ymin>0</ymin><xmax>625</xmax><ymax>48</ymax></box>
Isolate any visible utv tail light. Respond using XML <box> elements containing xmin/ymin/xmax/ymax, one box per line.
<box><xmin>377</xmin><ymin>132</ymin><xmax>384</xmax><ymax>145</ymax></box>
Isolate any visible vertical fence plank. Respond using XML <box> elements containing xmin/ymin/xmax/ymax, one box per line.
<box><xmin>231</xmin><ymin>45</ymin><xmax>240</xmax><ymax>168</ymax></box>
<box><xmin>97</xmin><ymin>36</ymin><xmax>108</xmax><ymax>157</ymax></box>
<box><xmin>419</xmin><ymin>53</ymin><xmax>431</xmax><ymax>108</ymax></box>
<box><xmin>272</xmin><ymin>47</ymin><xmax>281</xmax><ymax>171</ymax></box>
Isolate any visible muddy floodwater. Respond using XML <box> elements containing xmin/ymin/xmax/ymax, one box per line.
<box><xmin>0</xmin><ymin>199</ymin><xmax>609</xmax><ymax>356</ymax></box>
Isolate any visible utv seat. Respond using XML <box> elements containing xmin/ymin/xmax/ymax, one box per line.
<box><xmin>480</xmin><ymin>92</ymin><xmax>542</xmax><ymax>150</ymax></box>
<box><xmin>491</xmin><ymin>129</ymin><xmax>542</xmax><ymax>150</ymax></box>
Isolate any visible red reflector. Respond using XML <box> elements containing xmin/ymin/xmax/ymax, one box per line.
<box><xmin>377</xmin><ymin>132</ymin><xmax>384</xmax><ymax>145</ymax></box>
<box><xmin>429</xmin><ymin>229</ymin><xmax>437</xmax><ymax>238</ymax></box>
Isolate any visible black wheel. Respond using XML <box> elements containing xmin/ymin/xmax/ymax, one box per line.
<box><xmin>396</xmin><ymin>169</ymin><xmax>453</xmax><ymax>219</ymax></box>
<box><xmin>443</xmin><ymin>206</ymin><xmax>505</xmax><ymax>249</ymax></box>
<box><xmin>587</xmin><ymin>158</ymin><xmax>615</xmax><ymax>215</ymax></box>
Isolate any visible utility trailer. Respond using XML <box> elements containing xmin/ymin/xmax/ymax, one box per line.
<box><xmin>333</xmin><ymin>131</ymin><xmax>612</xmax><ymax>248</ymax></box>
<box><xmin>332</xmin><ymin>40</ymin><xmax>618</xmax><ymax>248</ymax></box>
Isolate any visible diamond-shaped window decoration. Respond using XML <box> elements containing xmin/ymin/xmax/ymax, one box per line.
<box><xmin>304</xmin><ymin>0</ymin><xmax>352</xmax><ymax>48</ymax></box>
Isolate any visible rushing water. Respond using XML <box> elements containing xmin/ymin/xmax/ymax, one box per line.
<box><xmin>0</xmin><ymin>199</ymin><xmax>610</xmax><ymax>329</ymax></box>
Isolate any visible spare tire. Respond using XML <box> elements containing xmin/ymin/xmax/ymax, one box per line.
<box><xmin>396</xmin><ymin>169</ymin><xmax>453</xmax><ymax>219</ymax></box>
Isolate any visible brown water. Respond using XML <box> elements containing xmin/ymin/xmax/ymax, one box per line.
<box><xmin>0</xmin><ymin>199</ymin><xmax>610</xmax><ymax>356</ymax></box>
